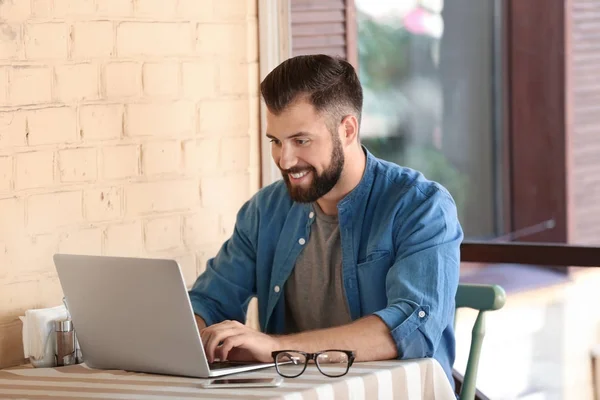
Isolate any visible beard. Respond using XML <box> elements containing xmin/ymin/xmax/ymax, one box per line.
<box><xmin>280</xmin><ymin>135</ymin><xmax>345</xmax><ymax>203</ymax></box>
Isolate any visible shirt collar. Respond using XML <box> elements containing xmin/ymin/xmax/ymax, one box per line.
<box><xmin>337</xmin><ymin>145</ymin><xmax>376</xmax><ymax>211</ymax></box>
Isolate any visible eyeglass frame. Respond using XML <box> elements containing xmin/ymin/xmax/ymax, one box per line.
<box><xmin>271</xmin><ymin>349</ymin><xmax>356</xmax><ymax>378</ymax></box>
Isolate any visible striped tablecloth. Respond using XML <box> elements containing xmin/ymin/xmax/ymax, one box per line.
<box><xmin>0</xmin><ymin>358</ymin><xmax>456</xmax><ymax>399</ymax></box>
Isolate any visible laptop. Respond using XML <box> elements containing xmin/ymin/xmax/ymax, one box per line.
<box><xmin>52</xmin><ymin>253</ymin><xmax>274</xmax><ymax>378</ymax></box>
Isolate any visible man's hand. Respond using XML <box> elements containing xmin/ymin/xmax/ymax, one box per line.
<box><xmin>200</xmin><ymin>320</ymin><xmax>281</xmax><ymax>363</ymax></box>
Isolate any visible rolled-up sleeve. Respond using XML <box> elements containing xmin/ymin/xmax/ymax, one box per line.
<box><xmin>188</xmin><ymin>200</ymin><xmax>258</xmax><ymax>327</ymax></box>
<box><xmin>374</xmin><ymin>188</ymin><xmax>463</xmax><ymax>359</ymax></box>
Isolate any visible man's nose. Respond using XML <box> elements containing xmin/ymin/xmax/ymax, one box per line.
<box><xmin>278</xmin><ymin>144</ymin><xmax>297</xmax><ymax>171</ymax></box>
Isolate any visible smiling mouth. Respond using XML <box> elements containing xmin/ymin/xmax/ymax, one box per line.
<box><xmin>290</xmin><ymin>171</ymin><xmax>309</xmax><ymax>179</ymax></box>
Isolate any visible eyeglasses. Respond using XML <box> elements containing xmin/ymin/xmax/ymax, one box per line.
<box><xmin>271</xmin><ymin>349</ymin><xmax>356</xmax><ymax>378</ymax></box>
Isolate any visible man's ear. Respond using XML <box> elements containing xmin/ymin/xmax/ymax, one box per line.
<box><xmin>340</xmin><ymin>115</ymin><xmax>359</xmax><ymax>145</ymax></box>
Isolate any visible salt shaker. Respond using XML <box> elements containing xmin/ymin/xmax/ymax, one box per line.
<box><xmin>54</xmin><ymin>319</ymin><xmax>76</xmax><ymax>366</ymax></box>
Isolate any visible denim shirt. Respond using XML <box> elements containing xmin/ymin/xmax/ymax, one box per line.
<box><xmin>189</xmin><ymin>148</ymin><xmax>463</xmax><ymax>385</ymax></box>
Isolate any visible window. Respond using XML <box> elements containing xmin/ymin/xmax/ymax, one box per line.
<box><xmin>356</xmin><ymin>0</ymin><xmax>503</xmax><ymax>240</ymax></box>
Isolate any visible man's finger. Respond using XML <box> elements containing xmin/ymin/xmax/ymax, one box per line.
<box><xmin>217</xmin><ymin>334</ymin><xmax>246</xmax><ymax>362</ymax></box>
<box><xmin>205</xmin><ymin>327</ymin><xmax>242</xmax><ymax>363</ymax></box>
<box><xmin>200</xmin><ymin>327</ymin><xmax>215</xmax><ymax>349</ymax></box>
<box><xmin>200</xmin><ymin>321</ymin><xmax>235</xmax><ymax>348</ymax></box>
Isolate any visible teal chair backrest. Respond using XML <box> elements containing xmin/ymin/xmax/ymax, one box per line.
<box><xmin>454</xmin><ymin>283</ymin><xmax>506</xmax><ymax>400</ymax></box>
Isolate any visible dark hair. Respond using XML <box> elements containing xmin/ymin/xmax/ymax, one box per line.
<box><xmin>260</xmin><ymin>54</ymin><xmax>363</xmax><ymax>131</ymax></box>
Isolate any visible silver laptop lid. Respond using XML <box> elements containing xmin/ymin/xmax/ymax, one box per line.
<box><xmin>53</xmin><ymin>254</ymin><xmax>212</xmax><ymax>377</ymax></box>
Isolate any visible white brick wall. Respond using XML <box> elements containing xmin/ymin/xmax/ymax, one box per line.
<box><xmin>0</xmin><ymin>0</ymin><xmax>260</xmax><ymax>368</ymax></box>
<box><xmin>104</xmin><ymin>62</ymin><xmax>141</xmax><ymax>98</ymax></box>
<box><xmin>71</xmin><ymin>22</ymin><xmax>114</xmax><ymax>59</ymax></box>
<box><xmin>9</xmin><ymin>67</ymin><xmax>53</xmax><ymax>105</ymax></box>
<box><xmin>15</xmin><ymin>150</ymin><xmax>55</xmax><ymax>189</ymax></box>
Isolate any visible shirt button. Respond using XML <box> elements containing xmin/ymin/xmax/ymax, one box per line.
<box><xmin>309</xmin><ymin>212</ymin><xmax>315</xmax><ymax>219</ymax></box>
<box><xmin>298</xmin><ymin>238</ymin><xmax>306</xmax><ymax>245</ymax></box>
<box><xmin>274</xmin><ymin>285</ymin><xmax>280</xmax><ymax>293</ymax></box>
<box><xmin>418</xmin><ymin>310</ymin><xmax>426</xmax><ymax>318</ymax></box>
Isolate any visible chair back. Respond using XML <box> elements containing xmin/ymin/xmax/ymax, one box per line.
<box><xmin>454</xmin><ymin>283</ymin><xmax>506</xmax><ymax>400</ymax></box>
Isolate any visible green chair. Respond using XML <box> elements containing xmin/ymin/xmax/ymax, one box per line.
<box><xmin>454</xmin><ymin>283</ymin><xmax>507</xmax><ymax>400</ymax></box>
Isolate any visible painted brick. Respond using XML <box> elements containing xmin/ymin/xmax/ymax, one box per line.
<box><xmin>196</xmin><ymin>23</ymin><xmax>246</xmax><ymax>61</ymax></box>
<box><xmin>0</xmin><ymin>0</ymin><xmax>31</xmax><ymax>21</ymax></box>
<box><xmin>182</xmin><ymin>138</ymin><xmax>219</xmax><ymax>173</ymax></box>
<box><xmin>249</xmin><ymin>93</ymin><xmax>260</xmax><ymax>132</ymax></box>
<box><xmin>198</xmin><ymin>98</ymin><xmax>249</xmax><ymax>133</ymax></box>
<box><xmin>135</xmin><ymin>0</ymin><xmax>177</xmax><ymax>17</ymax></box>
<box><xmin>0</xmin><ymin>24</ymin><xmax>22</xmax><ymax>60</ymax></box>
<box><xmin>248</xmin><ymin>62</ymin><xmax>259</xmax><ymax>96</ymax></box>
<box><xmin>0</xmin><ymin>281</ymin><xmax>40</xmax><ymax>323</ymax></box>
<box><xmin>221</xmin><ymin>137</ymin><xmax>250</xmax><ymax>172</ymax></box>
<box><xmin>181</xmin><ymin>62</ymin><xmax>216</xmax><ymax>99</ymax></box>
<box><xmin>38</xmin><ymin>277</ymin><xmax>64</xmax><ymax>307</ymax></box>
<box><xmin>142</xmin><ymin>141</ymin><xmax>181</xmax><ymax>176</ymax></box>
<box><xmin>31</xmin><ymin>0</ymin><xmax>52</xmax><ymax>18</ymax></box>
<box><xmin>13</xmin><ymin>234</ymin><xmax>59</xmax><ymax>276</ymax></box>
<box><xmin>217</xmin><ymin>62</ymin><xmax>249</xmax><ymax>95</ymax></box>
<box><xmin>53</xmin><ymin>0</ymin><xmax>95</xmax><ymax>17</ymax></box>
<box><xmin>125</xmin><ymin>180</ymin><xmax>199</xmax><ymax>215</ymax></box>
<box><xmin>58</xmin><ymin>148</ymin><xmax>97</xmax><ymax>183</ymax></box>
<box><xmin>104</xmin><ymin>62</ymin><xmax>141</xmax><ymax>98</ymax></box>
<box><xmin>0</xmin><ymin>68</ymin><xmax>7</xmax><ymax>104</ymax></box>
<box><xmin>126</xmin><ymin>102</ymin><xmax>193</xmax><ymax>137</ymax></box>
<box><xmin>104</xmin><ymin>221</ymin><xmax>143</xmax><ymax>257</ymax></box>
<box><xmin>0</xmin><ymin>111</ymin><xmax>27</xmax><ymax>148</ymax></box>
<box><xmin>174</xmin><ymin>253</ymin><xmax>196</xmax><ymax>288</ymax></box>
<box><xmin>142</xmin><ymin>63</ymin><xmax>179</xmax><ymax>97</ymax></box>
<box><xmin>117</xmin><ymin>23</ymin><xmax>192</xmax><ymax>57</ymax></box>
<box><xmin>79</xmin><ymin>104</ymin><xmax>123</xmax><ymax>141</ymax></box>
<box><xmin>0</xmin><ymin>156</ymin><xmax>12</xmax><ymax>192</ymax></box>
<box><xmin>144</xmin><ymin>216</ymin><xmax>181</xmax><ymax>252</ymax></box>
<box><xmin>27</xmin><ymin>191</ymin><xmax>83</xmax><ymax>233</ymax></box>
<box><xmin>200</xmin><ymin>173</ymin><xmax>249</xmax><ymax>210</ymax></box>
<box><xmin>54</xmin><ymin>64</ymin><xmax>99</xmax><ymax>102</ymax></box>
<box><xmin>101</xmin><ymin>145</ymin><xmax>139</xmax><ymax>180</ymax></box>
<box><xmin>72</xmin><ymin>22</ymin><xmax>114</xmax><ymax>59</ymax></box>
<box><xmin>214</xmin><ymin>0</ymin><xmax>246</xmax><ymax>21</ymax></box>
<box><xmin>58</xmin><ymin>228</ymin><xmax>102</xmax><ymax>255</ymax></box>
<box><xmin>15</xmin><ymin>151</ymin><xmax>54</xmax><ymax>190</ymax></box>
<box><xmin>183</xmin><ymin>210</ymin><xmax>220</xmax><ymax>248</ymax></box>
<box><xmin>248</xmin><ymin>166</ymin><xmax>259</xmax><ymax>195</ymax></box>
<box><xmin>196</xmin><ymin>244</ymin><xmax>221</xmax><ymax>275</ymax></box>
<box><xmin>0</xmin><ymin>198</ymin><xmax>25</xmax><ymax>240</ymax></box>
<box><xmin>24</xmin><ymin>23</ymin><xmax>68</xmax><ymax>60</ymax></box>
<box><xmin>177</xmin><ymin>0</ymin><xmax>213</xmax><ymax>20</ymax></box>
<box><xmin>27</xmin><ymin>107</ymin><xmax>77</xmax><ymax>145</ymax></box>
<box><xmin>0</xmin><ymin>242</ymin><xmax>7</xmax><ymax>281</ymax></box>
<box><xmin>9</xmin><ymin>67</ymin><xmax>52</xmax><ymax>105</ymax></box>
<box><xmin>84</xmin><ymin>187</ymin><xmax>122</xmax><ymax>222</ymax></box>
<box><xmin>220</xmin><ymin>212</ymin><xmax>236</xmax><ymax>239</ymax></box>
<box><xmin>96</xmin><ymin>0</ymin><xmax>133</xmax><ymax>17</ymax></box>
<box><xmin>249</xmin><ymin>100</ymin><xmax>260</xmax><ymax>164</ymax></box>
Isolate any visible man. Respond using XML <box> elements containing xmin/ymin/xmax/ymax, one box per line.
<box><xmin>188</xmin><ymin>54</ymin><xmax>463</xmax><ymax>386</ymax></box>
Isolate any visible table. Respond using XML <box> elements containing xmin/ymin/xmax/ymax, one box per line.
<box><xmin>0</xmin><ymin>358</ymin><xmax>456</xmax><ymax>399</ymax></box>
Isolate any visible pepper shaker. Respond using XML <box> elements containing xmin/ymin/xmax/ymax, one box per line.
<box><xmin>54</xmin><ymin>319</ymin><xmax>76</xmax><ymax>366</ymax></box>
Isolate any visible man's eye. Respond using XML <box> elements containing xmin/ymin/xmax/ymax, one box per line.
<box><xmin>270</xmin><ymin>139</ymin><xmax>281</xmax><ymax>145</ymax></box>
<box><xmin>295</xmin><ymin>139</ymin><xmax>309</xmax><ymax>145</ymax></box>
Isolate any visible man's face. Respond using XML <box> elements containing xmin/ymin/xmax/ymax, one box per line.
<box><xmin>266</xmin><ymin>99</ymin><xmax>345</xmax><ymax>203</ymax></box>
